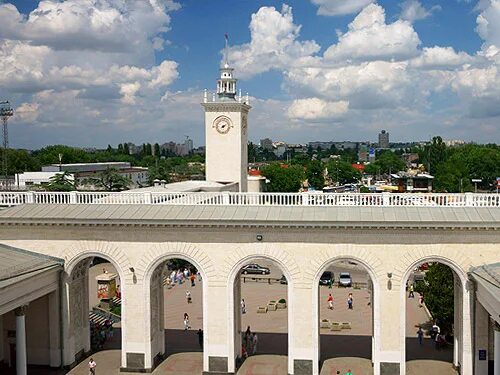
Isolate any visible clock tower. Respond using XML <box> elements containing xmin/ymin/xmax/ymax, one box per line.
<box><xmin>202</xmin><ymin>36</ymin><xmax>251</xmax><ymax>192</ymax></box>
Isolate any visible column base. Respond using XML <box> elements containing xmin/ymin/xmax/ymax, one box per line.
<box><xmin>380</xmin><ymin>362</ymin><xmax>400</xmax><ymax>375</ymax></box>
<box><xmin>294</xmin><ymin>359</ymin><xmax>313</xmax><ymax>375</ymax></box>
<box><xmin>120</xmin><ymin>353</ymin><xmax>152</xmax><ymax>373</ymax></box>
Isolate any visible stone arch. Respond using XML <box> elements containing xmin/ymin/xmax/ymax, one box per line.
<box><xmin>222</xmin><ymin>243</ymin><xmax>302</xmax><ymax>287</ymax></box>
<box><xmin>63</xmin><ymin>240</ymin><xmax>132</xmax><ymax>282</ymax></box>
<box><xmin>394</xmin><ymin>245</ymin><xmax>472</xmax><ymax>288</ymax></box>
<box><xmin>135</xmin><ymin>242</ymin><xmax>217</xmax><ymax>284</ymax></box>
<box><xmin>224</xmin><ymin>243</ymin><xmax>299</xmax><ymax>374</ymax></box>
<box><xmin>305</xmin><ymin>246</ymin><xmax>385</xmax><ymax>288</ymax></box>
<box><xmin>397</xmin><ymin>247</ymin><xmax>473</xmax><ymax>375</ymax></box>
<box><xmin>136</xmin><ymin>242</ymin><xmax>215</xmax><ymax>371</ymax></box>
<box><xmin>308</xmin><ymin>246</ymin><xmax>384</xmax><ymax>374</ymax></box>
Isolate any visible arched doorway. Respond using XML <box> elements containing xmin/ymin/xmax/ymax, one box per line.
<box><xmin>315</xmin><ymin>258</ymin><xmax>379</xmax><ymax>375</ymax></box>
<box><xmin>65</xmin><ymin>254</ymin><xmax>125</xmax><ymax>370</ymax></box>
<box><xmin>146</xmin><ymin>257</ymin><xmax>206</xmax><ymax>374</ymax></box>
<box><xmin>230</xmin><ymin>257</ymin><xmax>291</xmax><ymax>375</ymax></box>
<box><xmin>401</xmin><ymin>258</ymin><xmax>469</xmax><ymax>375</ymax></box>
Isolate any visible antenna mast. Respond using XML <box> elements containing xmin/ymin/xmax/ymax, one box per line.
<box><xmin>0</xmin><ymin>101</ymin><xmax>13</xmax><ymax>190</ymax></box>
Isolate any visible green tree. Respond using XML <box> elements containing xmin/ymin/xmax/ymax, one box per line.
<box><xmin>327</xmin><ymin>159</ymin><xmax>361</xmax><ymax>185</ymax></box>
<box><xmin>123</xmin><ymin>143</ymin><xmax>130</xmax><ymax>155</ymax></box>
<box><xmin>46</xmin><ymin>171</ymin><xmax>76</xmax><ymax>191</ymax></box>
<box><xmin>434</xmin><ymin>155</ymin><xmax>473</xmax><ymax>192</ymax></box>
<box><xmin>33</xmin><ymin>145</ymin><xmax>90</xmax><ymax>166</ymax></box>
<box><xmin>306</xmin><ymin>159</ymin><xmax>325</xmax><ymax>189</ymax></box>
<box><xmin>365</xmin><ymin>151</ymin><xmax>406</xmax><ymax>175</ymax></box>
<box><xmin>89</xmin><ymin>168</ymin><xmax>131</xmax><ymax>191</ymax></box>
<box><xmin>261</xmin><ymin>164</ymin><xmax>305</xmax><ymax>192</ymax></box>
<box><xmin>416</xmin><ymin>263</ymin><xmax>454</xmax><ymax>333</ymax></box>
<box><xmin>154</xmin><ymin>143</ymin><xmax>161</xmax><ymax>157</ymax></box>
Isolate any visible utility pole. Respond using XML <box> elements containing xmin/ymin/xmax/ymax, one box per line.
<box><xmin>0</xmin><ymin>101</ymin><xmax>14</xmax><ymax>189</ymax></box>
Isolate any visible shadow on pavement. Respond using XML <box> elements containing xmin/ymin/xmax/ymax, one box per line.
<box><xmin>406</xmin><ymin>338</ymin><xmax>453</xmax><ymax>362</ymax></box>
<box><xmin>320</xmin><ymin>334</ymin><xmax>372</xmax><ymax>361</ymax></box>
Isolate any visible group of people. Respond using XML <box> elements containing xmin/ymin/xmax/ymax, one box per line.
<box><xmin>241</xmin><ymin>326</ymin><xmax>258</xmax><ymax>358</ymax></box>
<box><xmin>167</xmin><ymin>267</ymin><xmax>201</xmax><ymax>287</ymax></box>
<box><xmin>416</xmin><ymin>322</ymin><xmax>447</xmax><ymax>349</ymax></box>
<box><xmin>327</xmin><ymin>292</ymin><xmax>354</xmax><ymax>310</ymax></box>
<box><xmin>90</xmin><ymin>319</ymin><xmax>113</xmax><ymax>351</ymax></box>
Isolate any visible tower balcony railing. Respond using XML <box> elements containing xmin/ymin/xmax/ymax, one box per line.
<box><xmin>0</xmin><ymin>191</ymin><xmax>499</xmax><ymax>207</ymax></box>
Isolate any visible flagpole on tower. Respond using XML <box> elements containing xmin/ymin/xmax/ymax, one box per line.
<box><xmin>224</xmin><ymin>33</ymin><xmax>229</xmax><ymax>67</ymax></box>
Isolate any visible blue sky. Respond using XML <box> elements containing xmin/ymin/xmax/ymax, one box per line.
<box><xmin>0</xmin><ymin>0</ymin><xmax>499</xmax><ymax>148</ymax></box>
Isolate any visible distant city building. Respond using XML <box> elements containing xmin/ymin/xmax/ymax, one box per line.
<box><xmin>333</xmin><ymin>141</ymin><xmax>357</xmax><ymax>150</ymax></box>
<box><xmin>15</xmin><ymin>171</ymin><xmax>75</xmax><ymax>188</ymax></box>
<box><xmin>378</xmin><ymin>130</ymin><xmax>390</xmax><ymax>149</ymax></box>
<box><xmin>287</xmin><ymin>144</ymin><xmax>307</xmax><ymax>154</ymax></box>
<box><xmin>309</xmin><ymin>141</ymin><xmax>334</xmax><ymax>150</ymax></box>
<box><xmin>444</xmin><ymin>139</ymin><xmax>465</xmax><ymax>147</ymax></box>
<box><xmin>272</xmin><ymin>141</ymin><xmax>287</xmax><ymax>158</ymax></box>
<box><xmin>260</xmin><ymin>138</ymin><xmax>273</xmax><ymax>151</ymax></box>
<box><xmin>40</xmin><ymin>162</ymin><xmax>148</xmax><ymax>188</ymax></box>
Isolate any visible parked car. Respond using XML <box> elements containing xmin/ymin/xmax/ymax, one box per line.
<box><xmin>319</xmin><ymin>271</ymin><xmax>334</xmax><ymax>286</ymax></box>
<box><xmin>338</xmin><ymin>272</ymin><xmax>352</xmax><ymax>287</ymax></box>
<box><xmin>242</xmin><ymin>263</ymin><xmax>270</xmax><ymax>275</ymax></box>
<box><xmin>279</xmin><ymin>274</ymin><xmax>287</xmax><ymax>284</ymax></box>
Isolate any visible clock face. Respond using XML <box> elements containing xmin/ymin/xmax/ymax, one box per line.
<box><xmin>214</xmin><ymin>116</ymin><xmax>232</xmax><ymax>134</ymax></box>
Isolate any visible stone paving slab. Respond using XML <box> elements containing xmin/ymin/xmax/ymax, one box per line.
<box><xmin>236</xmin><ymin>355</ymin><xmax>287</xmax><ymax>375</ymax></box>
<box><xmin>320</xmin><ymin>357</ymin><xmax>373</xmax><ymax>375</ymax></box>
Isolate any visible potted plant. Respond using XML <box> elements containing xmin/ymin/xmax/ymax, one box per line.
<box><xmin>277</xmin><ymin>298</ymin><xmax>287</xmax><ymax>309</ymax></box>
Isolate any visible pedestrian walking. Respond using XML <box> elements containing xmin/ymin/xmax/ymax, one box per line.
<box><xmin>197</xmin><ymin>329</ymin><xmax>204</xmax><ymax>349</ymax></box>
<box><xmin>241</xmin><ymin>298</ymin><xmax>246</xmax><ymax>314</ymax></box>
<box><xmin>245</xmin><ymin>326</ymin><xmax>251</xmax><ymax>349</ymax></box>
<box><xmin>408</xmin><ymin>284</ymin><xmax>414</xmax><ymax>298</ymax></box>
<box><xmin>184</xmin><ymin>268</ymin><xmax>189</xmax><ymax>279</ymax></box>
<box><xmin>327</xmin><ymin>293</ymin><xmax>334</xmax><ymax>310</ymax></box>
<box><xmin>347</xmin><ymin>294</ymin><xmax>353</xmax><ymax>310</ymax></box>
<box><xmin>252</xmin><ymin>333</ymin><xmax>258</xmax><ymax>355</ymax></box>
<box><xmin>417</xmin><ymin>327</ymin><xmax>424</xmax><ymax>345</ymax></box>
<box><xmin>328</xmin><ymin>278</ymin><xmax>333</xmax><ymax>289</ymax></box>
<box><xmin>419</xmin><ymin>293</ymin><xmax>424</xmax><ymax>308</ymax></box>
<box><xmin>186</xmin><ymin>290</ymin><xmax>192</xmax><ymax>304</ymax></box>
<box><xmin>197</xmin><ymin>270</ymin><xmax>202</xmax><ymax>281</ymax></box>
<box><xmin>88</xmin><ymin>358</ymin><xmax>97</xmax><ymax>375</ymax></box>
<box><xmin>183</xmin><ymin>313</ymin><xmax>190</xmax><ymax>330</ymax></box>
<box><xmin>190</xmin><ymin>274</ymin><xmax>196</xmax><ymax>287</ymax></box>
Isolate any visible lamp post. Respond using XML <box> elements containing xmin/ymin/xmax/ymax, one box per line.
<box><xmin>471</xmin><ymin>179</ymin><xmax>482</xmax><ymax>193</ymax></box>
<box><xmin>0</xmin><ymin>101</ymin><xmax>14</xmax><ymax>189</ymax></box>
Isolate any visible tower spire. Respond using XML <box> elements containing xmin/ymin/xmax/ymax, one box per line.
<box><xmin>224</xmin><ymin>33</ymin><xmax>229</xmax><ymax>68</ymax></box>
<box><xmin>217</xmin><ymin>34</ymin><xmax>237</xmax><ymax>100</ymax></box>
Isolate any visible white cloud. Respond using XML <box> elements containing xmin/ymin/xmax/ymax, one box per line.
<box><xmin>310</xmin><ymin>0</ymin><xmax>375</xmax><ymax>16</ymax></box>
<box><xmin>288</xmin><ymin>98</ymin><xmax>349</xmax><ymax>120</ymax></box>
<box><xmin>476</xmin><ymin>0</ymin><xmax>500</xmax><ymax>47</ymax></box>
<box><xmin>410</xmin><ymin>46</ymin><xmax>474</xmax><ymax>69</ymax></box>
<box><xmin>399</xmin><ymin>0</ymin><xmax>441</xmax><ymax>23</ymax></box>
<box><xmin>323</xmin><ymin>4</ymin><xmax>421</xmax><ymax>62</ymax></box>
<box><xmin>227</xmin><ymin>5</ymin><xmax>320</xmax><ymax>78</ymax></box>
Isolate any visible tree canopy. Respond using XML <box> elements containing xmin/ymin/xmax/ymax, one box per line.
<box><xmin>260</xmin><ymin>164</ymin><xmax>305</xmax><ymax>192</ymax></box>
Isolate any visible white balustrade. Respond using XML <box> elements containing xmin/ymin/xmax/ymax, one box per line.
<box><xmin>0</xmin><ymin>191</ymin><xmax>498</xmax><ymax>207</ymax></box>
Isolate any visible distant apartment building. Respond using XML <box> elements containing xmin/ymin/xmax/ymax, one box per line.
<box><xmin>287</xmin><ymin>144</ymin><xmax>307</xmax><ymax>154</ymax></box>
<box><xmin>272</xmin><ymin>141</ymin><xmax>287</xmax><ymax>158</ymax></box>
<box><xmin>333</xmin><ymin>141</ymin><xmax>358</xmax><ymax>150</ymax></box>
<box><xmin>160</xmin><ymin>138</ymin><xmax>194</xmax><ymax>156</ymax></box>
<box><xmin>378</xmin><ymin>130</ymin><xmax>390</xmax><ymax>149</ymax></box>
<box><xmin>309</xmin><ymin>141</ymin><xmax>334</xmax><ymax>150</ymax></box>
<box><xmin>260</xmin><ymin>138</ymin><xmax>273</xmax><ymax>151</ymax></box>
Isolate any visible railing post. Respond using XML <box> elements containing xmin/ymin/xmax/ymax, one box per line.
<box><xmin>69</xmin><ymin>191</ymin><xmax>77</xmax><ymax>204</ymax></box>
<box><xmin>222</xmin><ymin>192</ymin><xmax>230</xmax><ymax>205</ymax></box>
<box><xmin>302</xmin><ymin>192</ymin><xmax>309</xmax><ymax>206</ymax></box>
<box><xmin>465</xmin><ymin>192</ymin><xmax>474</xmax><ymax>207</ymax></box>
<box><xmin>382</xmin><ymin>192</ymin><xmax>391</xmax><ymax>206</ymax></box>
<box><xmin>144</xmin><ymin>192</ymin><xmax>152</xmax><ymax>204</ymax></box>
<box><xmin>26</xmin><ymin>192</ymin><xmax>35</xmax><ymax>204</ymax></box>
